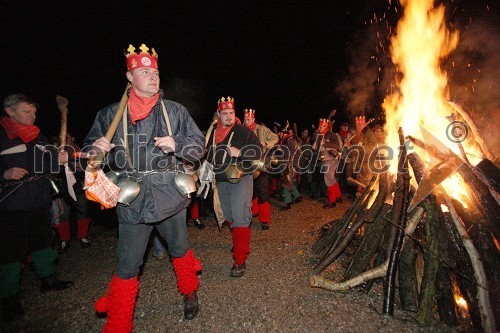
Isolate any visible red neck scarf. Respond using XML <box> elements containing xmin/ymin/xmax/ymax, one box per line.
<box><xmin>127</xmin><ymin>88</ymin><xmax>160</xmax><ymax>124</ymax></box>
<box><xmin>247</xmin><ymin>122</ymin><xmax>256</xmax><ymax>132</ymax></box>
<box><xmin>339</xmin><ymin>129</ymin><xmax>349</xmax><ymax>139</ymax></box>
<box><xmin>215</xmin><ymin>120</ymin><xmax>235</xmax><ymax>144</ymax></box>
<box><xmin>0</xmin><ymin>116</ymin><xmax>40</xmax><ymax>143</ymax></box>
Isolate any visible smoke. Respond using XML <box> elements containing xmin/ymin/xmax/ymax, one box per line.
<box><xmin>335</xmin><ymin>22</ymin><xmax>396</xmax><ymax>124</ymax></box>
<box><xmin>335</xmin><ymin>29</ymin><xmax>379</xmax><ymax>118</ymax></box>
<box><xmin>335</xmin><ymin>2</ymin><xmax>499</xmax><ymax>161</ymax></box>
<box><xmin>447</xmin><ymin>20</ymin><xmax>500</xmax><ymax>159</ymax></box>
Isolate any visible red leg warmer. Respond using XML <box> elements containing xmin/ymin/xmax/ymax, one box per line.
<box><xmin>232</xmin><ymin>227</ymin><xmax>251</xmax><ymax>265</ymax></box>
<box><xmin>327</xmin><ymin>183</ymin><xmax>342</xmax><ymax>203</ymax></box>
<box><xmin>257</xmin><ymin>202</ymin><xmax>271</xmax><ymax>224</ymax></box>
<box><xmin>270</xmin><ymin>177</ymin><xmax>278</xmax><ymax>194</ymax></box>
<box><xmin>189</xmin><ymin>202</ymin><xmax>199</xmax><ymax>220</ymax></box>
<box><xmin>57</xmin><ymin>220</ymin><xmax>71</xmax><ymax>241</ymax></box>
<box><xmin>94</xmin><ymin>275</ymin><xmax>139</xmax><ymax>333</ymax></box>
<box><xmin>77</xmin><ymin>218</ymin><xmax>91</xmax><ymax>239</ymax></box>
<box><xmin>172</xmin><ymin>249</ymin><xmax>202</xmax><ymax>295</ymax></box>
<box><xmin>251</xmin><ymin>197</ymin><xmax>259</xmax><ymax>217</ymax></box>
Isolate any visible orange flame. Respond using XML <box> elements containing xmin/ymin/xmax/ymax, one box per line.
<box><xmin>383</xmin><ymin>0</ymin><xmax>459</xmax><ymax>155</ymax></box>
<box><xmin>381</xmin><ymin>0</ymin><xmax>480</xmax><ymax>206</ymax></box>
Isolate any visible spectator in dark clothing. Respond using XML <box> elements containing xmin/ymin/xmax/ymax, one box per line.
<box><xmin>0</xmin><ymin>94</ymin><xmax>74</xmax><ymax>323</ymax></box>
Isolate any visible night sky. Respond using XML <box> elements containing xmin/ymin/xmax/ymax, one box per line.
<box><xmin>1</xmin><ymin>0</ymin><xmax>497</xmax><ymax>146</ymax></box>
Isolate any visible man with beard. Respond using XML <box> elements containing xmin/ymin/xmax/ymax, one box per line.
<box><xmin>205</xmin><ymin>97</ymin><xmax>261</xmax><ymax>277</ymax></box>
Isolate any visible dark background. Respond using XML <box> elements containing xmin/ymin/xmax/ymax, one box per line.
<box><xmin>1</xmin><ymin>0</ymin><xmax>497</xmax><ymax>146</ymax></box>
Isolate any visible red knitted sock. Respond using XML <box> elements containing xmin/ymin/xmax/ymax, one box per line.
<box><xmin>232</xmin><ymin>227</ymin><xmax>251</xmax><ymax>265</ymax></box>
<box><xmin>258</xmin><ymin>202</ymin><xmax>271</xmax><ymax>223</ymax></box>
<box><xmin>94</xmin><ymin>275</ymin><xmax>139</xmax><ymax>333</ymax></box>
<box><xmin>57</xmin><ymin>220</ymin><xmax>71</xmax><ymax>241</ymax></box>
<box><xmin>172</xmin><ymin>249</ymin><xmax>202</xmax><ymax>295</ymax></box>
<box><xmin>77</xmin><ymin>218</ymin><xmax>91</xmax><ymax>239</ymax></box>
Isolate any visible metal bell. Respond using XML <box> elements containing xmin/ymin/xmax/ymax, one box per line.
<box><xmin>252</xmin><ymin>159</ymin><xmax>267</xmax><ymax>172</ymax></box>
<box><xmin>224</xmin><ymin>163</ymin><xmax>243</xmax><ymax>184</ymax></box>
<box><xmin>117</xmin><ymin>178</ymin><xmax>141</xmax><ymax>206</ymax></box>
<box><xmin>174</xmin><ymin>173</ymin><xmax>197</xmax><ymax>198</ymax></box>
<box><xmin>105</xmin><ymin>170</ymin><xmax>122</xmax><ymax>185</ymax></box>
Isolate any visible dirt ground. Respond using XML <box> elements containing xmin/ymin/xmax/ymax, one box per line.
<box><xmin>1</xmin><ymin>194</ymin><xmax>462</xmax><ymax>333</ymax></box>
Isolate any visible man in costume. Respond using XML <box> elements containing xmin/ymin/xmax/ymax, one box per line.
<box><xmin>206</xmin><ymin>97</ymin><xmax>261</xmax><ymax>277</ymax></box>
<box><xmin>55</xmin><ymin>133</ymin><xmax>92</xmax><ymax>252</ymax></box>
<box><xmin>276</xmin><ymin>122</ymin><xmax>302</xmax><ymax>211</ymax></box>
<box><xmin>84</xmin><ymin>43</ymin><xmax>205</xmax><ymax>331</ymax></box>
<box><xmin>336</xmin><ymin>122</ymin><xmax>355</xmax><ymax>195</ymax></box>
<box><xmin>311</xmin><ymin>118</ymin><xmax>343</xmax><ymax>208</ymax></box>
<box><xmin>243</xmin><ymin>108</ymin><xmax>278</xmax><ymax>230</ymax></box>
<box><xmin>0</xmin><ymin>94</ymin><xmax>74</xmax><ymax>322</ymax></box>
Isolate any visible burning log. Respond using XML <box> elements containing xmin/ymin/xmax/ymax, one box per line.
<box><xmin>446</xmin><ymin>100</ymin><xmax>495</xmax><ymax>162</ymax></box>
<box><xmin>383</xmin><ymin>128</ymin><xmax>411</xmax><ymax>316</ymax></box>
<box><xmin>475</xmin><ymin>159</ymin><xmax>500</xmax><ymax>194</ymax></box>
<box><xmin>444</xmin><ymin>195</ymin><xmax>496</xmax><ymax>333</ymax></box>
<box><xmin>457</xmin><ymin>163</ymin><xmax>500</xmax><ymax>240</ymax></box>
<box><xmin>409</xmin><ymin>147</ymin><xmax>500</xmax><ymax>327</ymax></box>
<box><xmin>408</xmin><ymin>135</ymin><xmax>499</xmax><ymax>240</ymax></box>
<box><xmin>449</xmin><ymin>199</ymin><xmax>500</xmax><ymax>331</ymax></box>
<box><xmin>408</xmin><ymin>151</ymin><xmax>462</xmax><ymax>322</ymax></box>
<box><xmin>440</xmin><ymin>203</ymin><xmax>483</xmax><ymax>330</ymax></box>
<box><xmin>311</xmin><ymin>131</ymin><xmax>498</xmax><ymax>330</ymax></box>
<box><xmin>435</xmin><ymin>266</ymin><xmax>459</xmax><ymax>326</ymax></box>
<box><xmin>434</xmin><ymin>207</ymin><xmax>460</xmax><ymax>326</ymax></box>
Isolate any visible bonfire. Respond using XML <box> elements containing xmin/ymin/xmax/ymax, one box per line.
<box><xmin>310</xmin><ymin>0</ymin><xmax>498</xmax><ymax>332</ymax></box>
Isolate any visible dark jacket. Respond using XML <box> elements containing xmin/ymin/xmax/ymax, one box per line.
<box><xmin>206</xmin><ymin>123</ymin><xmax>262</xmax><ymax>183</ymax></box>
<box><xmin>0</xmin><ymin>129</ymin><xmax>59</xmax><ymax>211</ymax></box>
<box><xmin>84</xmin><ymin>91</ymin><xmax>205</xmax><ymax>224</ymax></box>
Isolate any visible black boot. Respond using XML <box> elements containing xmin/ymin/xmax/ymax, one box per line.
<box><xmin>40</xmin><ymin>275</ymin><xmax>75</xmax><ymax>293</ymax></box>
<box><xmin>1</xmin><ymin>294</ymin><xmax>24</xmax><ymax>322</ymax></box>
<box><xmin>279</xmin><ymin>204</ymin><xmax>291</xmax><ymax>211</ymax></box>
<box><xmin>229</xmin><ymin>263</ymin><xmax>246</xmax><ymax>277</ymax></box>
<box><xmin>183</xmin><ymin>292</ymin><xmax>199</xmax><ymax>320</ymax></box>
<box><xmin>322</xmin><ymin>202</ymin><xmax>336</xmax><ymax>209</ymax></box>
<box><xmin>193</xmin><ymin>219</ymin><xmax>205</xmax><ymax>229</ymax></box>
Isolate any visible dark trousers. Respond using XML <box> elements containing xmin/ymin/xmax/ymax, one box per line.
<box><xmin>253</xmin><ymin>172</ymin><xmax>269</xmax><ymax>203</ymax></box>
<box><xmin>0</xmin><ymin>208</ymin><xmax>53</xmax><ymax>263</ymax></box>
<box><xmin>117</xmin><ymin>209</ymin><xmax>188</xmax><ymax>279</ymax></box>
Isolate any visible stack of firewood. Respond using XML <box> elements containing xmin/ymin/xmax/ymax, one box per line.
<box><xmin>310</xmin><ymin>126</ymin><xmax>499</xmax><ymax>332</ymax></box>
